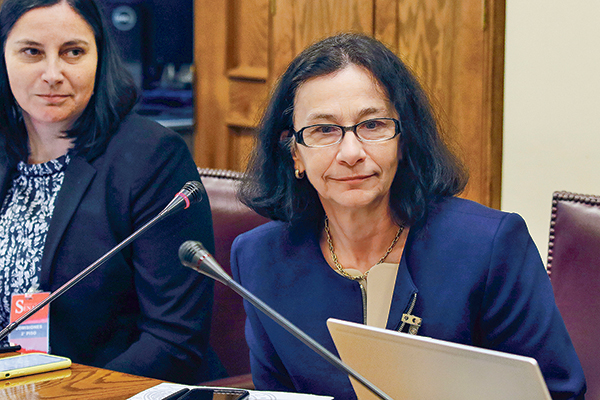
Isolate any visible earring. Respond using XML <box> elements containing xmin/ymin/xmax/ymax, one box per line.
<box><xmin>294</xmin><ymin>169</ymin><xmax>305</xmax><ymax>179</ymax></box>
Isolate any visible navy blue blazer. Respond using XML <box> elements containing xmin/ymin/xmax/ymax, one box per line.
<box><xmin>0</xmin><ymin>114</ymin><xmax>221</xmax><ymax>384</ymax></box>
<box><xmin>231</xmin><ymin>197</ymin><xmax>586</xmax><ymax>399</ymax></box>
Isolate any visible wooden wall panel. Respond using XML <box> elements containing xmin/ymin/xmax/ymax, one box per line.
<box><xmin>228</xmin><ymin>128</ymin><xmax>259</xmax><ymax>171</ymax></box>
<box><xmin>291</xmin><ymin>0</ymin><xmax>373</xmax><ymax>49</ymax></box>
<box><xmin>196</xmin><ymin>0</ymin><xmax>269</xmax><ymax>169</ymax></box>
<box><xmin>482</xmin><ymin>0</ymin><xmax>505</xmax><ymax>210</ymax></box>
<box><xmin>195</xmin><ymin>0</ymin><xmax>229</xmax><ymax>168</ymax></box>
<box><xmin>272</xmin><ymin>1</ymin><xmax>375</xmax><ymax>84</ymax></box>
<box><xmin>270</xmin><ymin>1</ymin><xmax>297</xmax><ymax>82</ymax></box>
<box><xmin>227</xmin><ymin>0</ymin><xmax>269</xmax><ymax>78</ymax></box>
<box><xmin>226</xmin><ymin>80</ymin><xmax>269</xmax><ymax>128</ymax></box>
<box><xmin>375</xmin><ymin>0</ymin><xmax>504</xmax><ymax>207</ymax></box>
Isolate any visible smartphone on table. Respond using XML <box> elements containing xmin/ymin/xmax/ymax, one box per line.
<box><xmin>163</xmin><ymin>388</ymin><xmax>250</xmax><ymax>400</ymax></box>
<box><xmin>0</xmin><ymin>353</ymin><xmax>71</xmax><ymax>380</ymax></box>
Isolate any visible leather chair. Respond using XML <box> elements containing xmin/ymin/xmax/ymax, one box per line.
<box><xmin>197</xmin><ymin>168</ymin><xmax>269</xmax><ymax>389</ymax></box>
<box><xmin>547</xmin><ymin>191</ymin><xmax>600</xmax><ymax>399</ymax></box>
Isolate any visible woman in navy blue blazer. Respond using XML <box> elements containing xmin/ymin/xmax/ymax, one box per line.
<box><xmin>0</xmin><ymin>0</ymin><xmax>221</xmax><ymax>384</ymax></box>
<box><xmin>232</xmin><ymin>33</ymin><xmax>585</xmax><ymax>399</ymax></box>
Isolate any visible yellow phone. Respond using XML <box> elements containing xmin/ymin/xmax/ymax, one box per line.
<box><xmin>0</xmin><ymin>353</ymin><xmax>71</xmax><ymax>380</ymax></box>
<box><xmin>1</xmin><ymin>367</ymin><xmax>72</xmax><ymax>389</ymax></box>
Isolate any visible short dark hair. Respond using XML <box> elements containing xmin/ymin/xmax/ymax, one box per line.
<box><xmin>239</xmin><ymin>33</ymin><xmax>468</xmax><ymax>227</ymax></box>
<box><xmin>0</xmin><ymin>0</ymin><xmax>137</xmax><ymax>164</ymax></box>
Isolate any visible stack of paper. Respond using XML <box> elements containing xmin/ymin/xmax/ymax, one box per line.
<box><xmin>128</xmin><ymin>382</ymin><xmax>334</xmax><ymax>400</ymax></box>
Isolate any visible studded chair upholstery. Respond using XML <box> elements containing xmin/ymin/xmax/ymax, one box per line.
<box><xmin>547</xmin><ymin>191</ymin><xmax>600</xmax><ymax>399</ymax></box>
<box><xmin>198</xmin><ymin>168</ymin><xmax>269</xmax><ymax>388</ymax></box>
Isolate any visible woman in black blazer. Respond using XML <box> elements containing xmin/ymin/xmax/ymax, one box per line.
<box><xmin>0</xmin><ymin>0</ymin><xmax>221</xmax><ymax>384</ymax></box>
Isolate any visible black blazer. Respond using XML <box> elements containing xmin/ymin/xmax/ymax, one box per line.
<box><xmin>0</xmin><ymin>114</ymin><xmax>221</xmax><ymax>384</ymax></box>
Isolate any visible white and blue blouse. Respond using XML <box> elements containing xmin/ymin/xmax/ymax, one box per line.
<box><xmin>0</xmin><ymin>155</ymin><xmax>69</xmax><ymax>331</ymax></box>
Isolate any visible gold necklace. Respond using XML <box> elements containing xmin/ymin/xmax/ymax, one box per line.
<box><xmin>324</xmin><ymin>216</ymin><xmax>405</xmax><ymax>281</ymax></box>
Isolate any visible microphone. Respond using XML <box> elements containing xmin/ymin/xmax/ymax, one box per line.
<box><xmin>0</xmin><ymin>181</ymin><xmax>205</xmax><ymax>342</ymax></box>
<box><xmin>158</xmin><ymin>181</ymin><xmax>204</xmax><ymax>219</ymax></box>
<box><xmin>179</xmin><ymin>241</ymin><xmax>393</xmax><ymax>400</ymax></box>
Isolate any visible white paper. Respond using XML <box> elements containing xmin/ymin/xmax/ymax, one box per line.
<box><xmin>127</xmin><ymin>382</ymin><xmax>333</xmax><ymax>400</ymax></box>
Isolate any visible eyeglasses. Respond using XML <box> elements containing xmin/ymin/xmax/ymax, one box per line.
<box><xmin>292</xmin><ymin>118</ymin><xmax>401</xmax><ymax>148</ymax></box>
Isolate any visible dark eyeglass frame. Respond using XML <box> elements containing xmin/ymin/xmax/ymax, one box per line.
<box><xmin>292</xmin><ymin>117</ymin><xmax>402</xmax><ymax>148</ymax></box>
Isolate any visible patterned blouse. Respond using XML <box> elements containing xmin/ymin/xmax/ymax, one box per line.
<box><xmin>0</xmin><ymin>155</ymin><xmax>70</xmax><ymax>331</ymax></box>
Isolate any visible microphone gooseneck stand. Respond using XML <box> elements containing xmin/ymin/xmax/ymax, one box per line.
<box><xmin>179</xmin><ymin>240</ymin><xmax>394</xmax><ymax>400</ymax></box>
<box><xmin>0</xmin><ymin>181</ymin><xmax>205</xmax><ymax>342</ymax></box>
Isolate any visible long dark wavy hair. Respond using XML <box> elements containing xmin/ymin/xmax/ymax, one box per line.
<box><xmin>239</xmin><ymin>33</ymin><xmax>468</xmax><ymax>228</ymax></box>
<box><xmin>0</xmin><ymin>0</ymin><xmax>137</xmax><ymax>164</ymax></box>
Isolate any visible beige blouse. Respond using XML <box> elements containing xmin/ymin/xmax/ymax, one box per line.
<box><xmin>337</xmin><ymin>262</ymin><xmax>399</xmax><ymax>328</ymax></box>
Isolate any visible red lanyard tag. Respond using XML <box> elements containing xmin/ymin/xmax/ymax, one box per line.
<box><xmin>9</xmin><ymin>292</ymin><xmax>51</xmax><ymax>353</ymax></box>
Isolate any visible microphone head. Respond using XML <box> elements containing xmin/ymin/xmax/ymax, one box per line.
<box><xmin>179</xmin><ymin>240</ymin><xmax>230</xmax><ymax>284</ymax></box>
<box><xmin>157</xmin><ymin>181</ymin><xmax>206</xmax><ymax>219</ymax></box>
<box><xmin>180</xmin><ymin>181</ymin><xmax>205</xmax><ymax>206</ymax></box>
<box><xmin>179</xmin><ymin>240</ymin><xmax>205</xmax><ymax>266</ymax></box>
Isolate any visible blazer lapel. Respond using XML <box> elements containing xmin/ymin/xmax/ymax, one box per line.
<box><xmin>40</xmin><ymin>156</ymin><xmax>96</xmax><ymax>288</ymax></box>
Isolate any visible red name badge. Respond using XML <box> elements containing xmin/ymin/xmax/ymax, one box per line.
<box><xmin>9</xmin><ymin>292</ymin><xmax>51</xmax><ymax>353</ymax></box>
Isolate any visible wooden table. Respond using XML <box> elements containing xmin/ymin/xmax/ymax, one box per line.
<box><xmin>0</xmin><ymin>355</ymin><xmax>164</xmax><ymax>400</ymax></box>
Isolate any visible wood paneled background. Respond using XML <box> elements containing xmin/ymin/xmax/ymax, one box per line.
<box><xmin>195</xmin><ymin>0</ymin><xmax>505</xmax><ymax>208</ymax></box>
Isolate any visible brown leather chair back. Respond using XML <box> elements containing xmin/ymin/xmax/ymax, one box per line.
<box><xmin>548</xmin><ymin>191</ymin><xmax>600</xmax><ymax>398</ymax></box>
<box><xmin>198</xmin><ymin>168</ymin><xmax>269</xmax><ymax>380</ymax></box>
